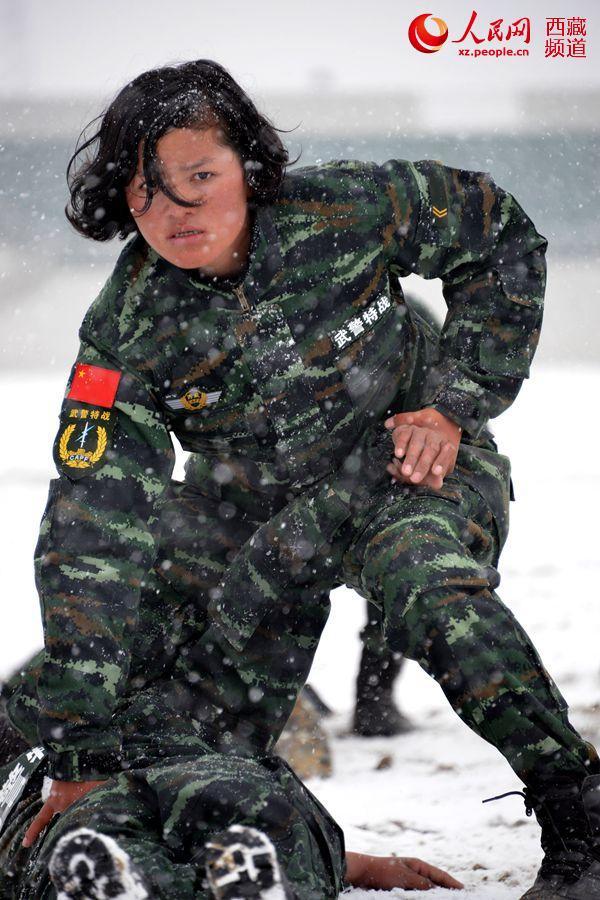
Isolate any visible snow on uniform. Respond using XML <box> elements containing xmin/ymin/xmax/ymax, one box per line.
<box><xmin>6</xmin><ymin>158</ymin><xmax>597</xmax><ymax>789</ymax></box>
<box><xmin>0</xmin><ymin>752</ymin><xmax>345</xmax><ymax>900</ymax></box>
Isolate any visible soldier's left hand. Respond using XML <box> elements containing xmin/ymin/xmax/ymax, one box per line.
<box><xmin>22</xmin><ymin>778</ymin><xmax>106</xmax><ymax>847</ymax></box>
<box><xmin>384</xmin><ymin>408</ymin><xmax>462</xmax><ymax>489</ymax></box>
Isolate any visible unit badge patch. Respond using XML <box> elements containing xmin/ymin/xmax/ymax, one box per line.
<box><xmin>54</xmin><ymin>406</ymin><xmax>116</xmax><ymax>479</ymax></box>
<box><xmin>165</xmin><ymin>387</ymin><xmax>222</xmax><ymax>412</ymax></box>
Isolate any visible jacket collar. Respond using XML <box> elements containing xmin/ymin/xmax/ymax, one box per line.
<box><xmin>148</xmin><ymin>203</ymin><xmax>284</xmax><ymax>307</ymax></box>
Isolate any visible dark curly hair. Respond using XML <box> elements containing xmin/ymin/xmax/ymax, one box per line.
<box><xmin>65</xmin><ymin>59</ymin><xmax>299</xmax><ymax>241</ymax></box>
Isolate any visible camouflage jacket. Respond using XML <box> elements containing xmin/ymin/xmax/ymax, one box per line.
<box><xmin>35</xmin><ymin>157</ymin><xmax>547</xmax><ymax>778</ymax></box>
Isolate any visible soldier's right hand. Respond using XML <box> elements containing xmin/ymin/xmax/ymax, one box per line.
<box><xmin>22</xmin><ymin>778</ymin><xmax>106</xmax><ymax>847</ymax></box>
<box><xmin>345</xmin><ymin>851</ymin><xmax>464</xmax><ymax>890</ymax></box>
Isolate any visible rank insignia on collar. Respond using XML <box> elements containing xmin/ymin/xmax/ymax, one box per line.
<box><xmin>54</xmin><ymin>407</ymin><xmax>116</xmax><ymax>479</ymax></box>
<box><xmin>165</xmin><ymin>388</ymin><xmax>222</xmax><ymax>411</ymax></box>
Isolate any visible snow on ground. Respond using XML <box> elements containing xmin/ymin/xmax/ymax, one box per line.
<box><xmin>1</xmin><ymin>366</ymin><xmax>599</xmax><ymax>898</ymax></box>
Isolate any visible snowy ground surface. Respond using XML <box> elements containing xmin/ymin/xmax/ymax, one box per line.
<box><xmin>1</xmin><ymin>366</ymin><xmax>600</xmax><ymax>899</ymax></box>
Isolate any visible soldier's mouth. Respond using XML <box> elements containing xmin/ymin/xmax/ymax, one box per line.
<box><xmin>170</xmin><ymin>229</ymin><xmax>205</xmax><ymax>242</ymax></box>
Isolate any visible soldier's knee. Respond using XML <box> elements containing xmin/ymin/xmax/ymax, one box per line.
<box><xmin>360</xmin><ymin>524</ymin><xmax>447</xmax><ymax>614</ymax></box>
<box><xmin>362</xmin><ymin>541</ymin><xmax>500</xmax><ymax>655</ymax></box>
<box><xmin>363</xmin><ymin>510</ymin><xmax>496</xmax><ymax>591</ymax></box>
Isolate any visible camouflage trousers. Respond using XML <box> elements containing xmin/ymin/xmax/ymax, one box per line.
<box><xmin>6</xmin><ymin>441</ymin><xmax>595</xmax><ymax>787</ymax></box>
<box><xmin>166</xmin><ymin>438</ymin><xmax>594</xmax><ymax>785</ymax></box>
<box><xmin>0</xmin><ymin>753</ymin><xmax>345</xmax><ymax>899</ymax></box>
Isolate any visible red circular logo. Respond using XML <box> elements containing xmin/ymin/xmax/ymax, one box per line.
<box><xmin>408</xmin><ymin>13</ymin><xmax>449</xmax><ymax>53</ymax></box>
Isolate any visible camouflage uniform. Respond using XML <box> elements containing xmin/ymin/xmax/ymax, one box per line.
<box><xmin>5</xmin><ymin>157</ymin><xmax>596</xmax><ymax>792</ymax></box>
<box><xmin>0</xmin><ymin>751</ymin><xmax>344</xmax><ymax>899</ymax></box>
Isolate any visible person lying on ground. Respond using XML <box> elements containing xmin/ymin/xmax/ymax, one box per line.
<box><xmin>0</xmin><ymin>738</ymin><xmax>462</xmax><ymax>897</ymax></box>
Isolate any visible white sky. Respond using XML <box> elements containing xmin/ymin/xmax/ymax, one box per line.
<box><xmin>1</xmin><ymin>0</ymin><xmax>598</xmax><ymax>101</ymax></box>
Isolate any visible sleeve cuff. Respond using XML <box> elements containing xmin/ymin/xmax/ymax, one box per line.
<box><xmin>421</xmin><ymin>373</ymin><xmax>492</xmax><ymax>440</ymax></box>
<box><xmin>44</xmin><ymin>746</ymin><xmax>124</xmax><ymax>781</ymax></box>
<box><xmin>425</xmin><ymin>401</ymin><xmax>480</xmax><ymax>436</ymax></box>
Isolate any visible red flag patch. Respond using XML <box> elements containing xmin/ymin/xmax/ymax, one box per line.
<box><xmin>67</xmin><ymin>364</ymin><xmax>122</xmax><ymax>408</ymax></box>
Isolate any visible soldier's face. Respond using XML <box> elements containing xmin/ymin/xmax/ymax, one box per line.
<box><xmin>125</xmin><ymin>125</ymin><xmax>252</xmax><ymax>275</ymax></box>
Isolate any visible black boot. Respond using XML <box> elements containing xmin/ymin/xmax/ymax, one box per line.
<box><xmin>352</xmin><ymin>647</ymin><xmax>414</xmax><ymax>737</ymax></box>
<box><xmin>490</xmin><ymin>775</ymin><xmax>600</xmax><ymax>899</ymax></box>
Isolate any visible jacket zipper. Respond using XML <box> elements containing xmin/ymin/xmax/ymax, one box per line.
<box><xmin>232</xmin><ymin>284</ymin><xmax>250</xmax><ymax>311</ymax></box>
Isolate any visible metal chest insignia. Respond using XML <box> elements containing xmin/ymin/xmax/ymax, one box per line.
<box><xmin>165</xmin><ymin>387</ymin><xmax>222</xmax><ymax>412</ymax></box>
<box><xmin>54</xmin><ymin>406</ymin><xmax>116</xmax><ymax>479</ymax></box>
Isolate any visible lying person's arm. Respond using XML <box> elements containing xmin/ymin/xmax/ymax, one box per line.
<box><xmin>345</xmin><ymin>850</ymin><xmax>464</xmax><ymax>891</ymax></box>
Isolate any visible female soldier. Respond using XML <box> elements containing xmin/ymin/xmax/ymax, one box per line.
<box><xmin>6</xmin><ymin>58</ymin><xmax>600</xmax><ymax>899</ymax></box>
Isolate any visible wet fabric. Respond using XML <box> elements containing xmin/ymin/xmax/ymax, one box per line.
<box><xmin>11</xmin><ymin>153</ymin><xmax>591</xmax><ymax>792</ymax></box>
<box><xmin>6</xmin><ymin>437</ymin><xmax>594</xmax><ymax>788</ymax></box>
<box><xmin>0</xmin><ymin>754</ymin><xmax>345</xmax><ymax>900</ymax></box>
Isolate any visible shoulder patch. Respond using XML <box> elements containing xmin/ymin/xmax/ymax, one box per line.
<box><xmin>67</xmin><ymin>364</ymin><xmax>121</xmax><ymax>408</ymax></box>
<box><xmin>54</xmin><ymin>405</ymin><xmax>117</xmax><ymax>479</ymax></box>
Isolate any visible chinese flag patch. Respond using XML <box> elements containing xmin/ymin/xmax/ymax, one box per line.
<box><xmin>67</xmin><ymin>364</ymin><xmax>122</xmax><ymax>408</ymax></box>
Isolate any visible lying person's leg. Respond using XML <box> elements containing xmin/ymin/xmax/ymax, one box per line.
<box><xmin>0</xmin><ymin>753</ymin><xmax>339</xmax><ymax>899</ymax></box>
<box><xmin>2</xmin><ymin>767</ymin><xmax>199</xmax><ymax>900</ymax></box>
<box><xmin>44</xmin><ymin>755</ymin><xmax>461</xmax><ymax>899</ymax></box>
<box><xmin>133</xmin><ymin>754</ymin><xmax>345</xmax><ymax>900</ymax></box>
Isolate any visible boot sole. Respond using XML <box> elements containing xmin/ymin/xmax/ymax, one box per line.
<box><xmin>205</xmin><ymin>825</ymin><xmax>291</xmax><ymax>899</ymax></box>
<box><xmin>49</xmin><ymin>827</ymin><xmax>148</xmax><ymax>900</ymax></box>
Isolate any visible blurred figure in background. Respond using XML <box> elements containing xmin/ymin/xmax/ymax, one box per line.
<box><xmin>353</xmin><ymin>603</ymin><xmax>414</xmax><ymax>736</ymax></box>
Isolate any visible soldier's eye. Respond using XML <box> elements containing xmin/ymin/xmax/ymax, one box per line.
<box><xmin>129</xmin><ymin>180</ymin><xmax>147</xmax><ymax>197</ymax></box>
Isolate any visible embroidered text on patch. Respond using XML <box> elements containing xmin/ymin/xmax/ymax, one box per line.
<box><xmin>331</xmin><ymin>294</ymin><xmax>392</xmax><ymax>350</ymax></box>
<box><xmin>57</xmin><ymin>409</ymin><xmax>113</xmax><ymax>471</ymax></box>
<box><xmin>165</xmin><ymin>387</ymin><xmax>222</xmax><ymax>411</ymax></box>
